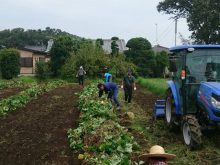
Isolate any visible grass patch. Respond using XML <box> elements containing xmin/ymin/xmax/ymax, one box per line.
<box><xmin>17</xmin><ymin>76</ymin><xmax>37</xmax><ymax>83</ymax></box>
<box><xmin>137</xmin><ymin>77</ymin><xmax>168</xmax><ymax>97</ymax></box>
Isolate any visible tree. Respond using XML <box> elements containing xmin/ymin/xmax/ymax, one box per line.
<box><xmin>125</xmin><ymin>37</ymin><xmax>155</xmax><ymax>77</ymax></box>
<box><xmin>35</xmin><ymin>61</ymin><xmax>50</xmax><ymax>81</ymax></box>
<box><xmin>155</xmin><ymin>51</ymin><xmax>169</xmax><ymax>77</ymax></box>
<box><xmin>61</xmin><ymin>43</ymin><xmax>109</xmax><ymax>80</ymax></box>
<box><xmin>111</xmin><ymin>37</ymin><xmax>119</xmax><ymax>56</ymax></box>
<box><xmin>157</xmin><ymin>0</ymin><xmax>220</xmax><ymax>44</ymax></box>
<box><xmin>0</xmin><ymin>49</ymin><xmax>20</xmax><ymax>79</ymax></box>
<box><xmin>96</xmin><ymin>38</ymin><xmax>104</xmax><ymax>48</ymax></box>
<box><xmin>126</xmin><ymin>37</ymin><xmax>152</xmax><ymax>50</ymax></box>
<box><xmin>50</xmin><ymin>36</ymin><xmax>74</xmax><ymax>76</ymax></box>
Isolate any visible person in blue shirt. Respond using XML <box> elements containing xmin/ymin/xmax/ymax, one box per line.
<box><xmin>104</xmin><ymin>72</ymin><xmax>112</xmax><ymax>82</ymax></box>
<box><xmin>97</xmin><ymin>82</ymin><xmax>121</xmax><ymax>110</ymax></box>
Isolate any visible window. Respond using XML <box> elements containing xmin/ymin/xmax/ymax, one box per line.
<box><xmin>20</xmin><ymin>57</ymin><xmax>33</xmax><ymax>67</ymax></box>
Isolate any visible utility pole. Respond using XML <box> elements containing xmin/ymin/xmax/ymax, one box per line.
<box><xmin>155</xmin><ymin>23</ymin><xmax>158</xmax><ymax>45</ymax></box>
<box><xmin>175</xmin><ymin>18</ymin><xmax>178</xmax><ymax>46</ymax></box>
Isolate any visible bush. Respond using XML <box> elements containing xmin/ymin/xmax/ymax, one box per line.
<box><xmin>61</xmin><ymin>44</ymin><xmax>109</xmax><ymax>80</ymax></box>
<box><xmin>35</xmin><ymin>61</ymin><xmax>49</xmax><ymax>80</ymax></box>
<box><xmin>0</xmin><ymin>49</ymin><xmax>20</xmax><ymax>79</ymax></box>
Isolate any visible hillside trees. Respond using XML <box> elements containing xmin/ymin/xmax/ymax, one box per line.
<box><xmin>0</xmin><ymin>27</ymin><xmax>81</xmax><ymax>48</ymax></box>
<box><xmin>125</xmin><ymin>37</ymin><xmax>155</xmax><ymax>77</ymax></box>
<box><xmin>0</xmin><ymin>49</ymin><xmax>20</xmax><ymax>79</ymax></box>
<box><xmin>157</xmin><ymin>0</ymin><xmax>220</xmax><ymax>44</ymax></box>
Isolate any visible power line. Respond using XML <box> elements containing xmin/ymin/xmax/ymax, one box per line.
<box><xmin>153</xmin><ymin>20</ymin><xmax>175</xmax><ymax>45</ymax></box>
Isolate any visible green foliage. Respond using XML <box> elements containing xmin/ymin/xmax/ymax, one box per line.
<box><xmin>125</xmin><ymin>38</ymin><xmax>155</xmax><ymax>77</ymax></box>
<box><xmin>96</xmin><ymin>38</ymin><xmax>104</xmax><ymax>48</ymax></box>
<box><xmin>0</xmin><ymin>48</ymin><xmax>20</xmax><ymax>79</ymax></box>
<box><xmin>67</xmin><ymin>82</ymin><xmax>137</xmax><ymax>164</ymax></box>
<box><xmin>137</xmin><ymin>77</ymin><xmax>168</xmax><ymax>96</ymax></box>
<box><xmin>35</xmin><ymin>61</ymin><xmax>50</xmax><ymax>80</ymax></box>
<box><xmin>0</xmin><ymin>79</ymin><xmax>24</xmax><ymax>90</ymax></box>
<box><xmin>155</xmin><ymin>51</ymin><xmax>169</xmax><ymax>77</ymax></box>
<box><xmin>126</xmin><ymin>37</ymin><xmax>151</xmax><ymax>50</ymax></box>
<box><xmin>61</xmin><ymin>44</ymin><xmax>109</xmax><ymax>80</ymax></box>
<box><xmin>109</xmin><ymin>54</ymin><xmax>137</xmax><ymax>79</ymax></box>
<box><xmin>157</xmin><ymin>0</ymin><xmax>220</xmax><ymax>44</ymax></box>
<box><xmin>61</xmin><ymin>44</ymin><xmax>136</xmax><ymax>80</ymax></box>
<box><xmin>50</xmin><ymin>36</ymin><xmax>75</xmax><ymax>76</ymax></box>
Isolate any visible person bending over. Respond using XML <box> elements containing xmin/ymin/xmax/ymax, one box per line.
<box><xmin>97</xmin><ymin>82</ymin><xmax>121</xmax><ymax>110</ymax></box>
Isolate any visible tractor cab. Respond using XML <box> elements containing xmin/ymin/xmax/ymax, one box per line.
<box><xmin>164</xmin><ymin>45</ymin><xmax>220</xmax><ymax>149</ymax></box>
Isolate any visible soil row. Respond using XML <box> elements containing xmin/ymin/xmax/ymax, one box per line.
<box><xmin>0</xmin><ymin>84</ymin><xmax>82</xmax><ymax>165</ymax></box>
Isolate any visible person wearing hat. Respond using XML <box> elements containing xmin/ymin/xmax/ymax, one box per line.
<box><xmin>76</xmin><ymin>66</ymin><xmax>86</xmax><ymax>86</ymax></box>
<box><xmin>139</xmin><ymin>145</ymin><xmax>176</xmax><ymax>165</ymax></box>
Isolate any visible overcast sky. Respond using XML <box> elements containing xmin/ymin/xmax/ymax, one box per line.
<box><xmin>0</xmin><ymin>0</ymin><xmax>191</xmax><ymax>47</ymax></box>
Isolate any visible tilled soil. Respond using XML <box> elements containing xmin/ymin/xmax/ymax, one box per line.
<box><xmin>0</xmin><ymin>87</ymin><xmax>25</xmax><ymax>100</ymax></box>
<box><xmin>133</xmin><ymin>84</ymin><xmax>161</xmax><ymax>111</ymax></box>
<box><xmin>0</xmin><ymin>84</ymin><xmax>82</xmax><ymax>165</ymax></box>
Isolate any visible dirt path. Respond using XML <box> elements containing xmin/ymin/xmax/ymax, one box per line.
<box><xmin>0</xmin><ymin>84</ymin><xmax>82</xmax><ymax>165</ymax></box>
<box><xmin>0</xmin><ymin>87</ymin><xmax>25</xmax><ymax>100</ymax></box>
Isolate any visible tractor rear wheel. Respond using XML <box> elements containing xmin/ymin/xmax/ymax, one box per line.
<box><xmin>182</xmin><ymin>115</ymin><xmax>202</xmax><ymax>150</ymax></box>
<box><xmin>165</xmin><ymin>89</ymin><xmax>179</xmax><ymax>130</ymax></box>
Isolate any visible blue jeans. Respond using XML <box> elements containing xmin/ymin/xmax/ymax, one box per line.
<box><xmin>108</xmin><ymin>89</ymin><xmax>120</xmax><ymax>107</ymax></box>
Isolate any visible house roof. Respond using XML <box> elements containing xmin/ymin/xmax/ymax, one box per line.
<box><xmin>20</xmin><ymin>39</ymin><xmax>54</xmax><ymax>55</ymax></box>
<box><xmin>152</xmin><ymin>45</ymin><xmax>169</xmax><ymax>53</ymax></box>
<box><xmin>24</xmin><ymin>45</ymin><xmax>47</xmax><ymax>52</ymax></box>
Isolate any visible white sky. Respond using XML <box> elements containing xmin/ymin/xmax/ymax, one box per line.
<box><xmin>0</xmin><ymin>0</ymin><xmax>191</xmax><ymax>47</ymax></box>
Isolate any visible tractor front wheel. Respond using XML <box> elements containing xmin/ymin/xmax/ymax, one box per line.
<box><xmin>182</xmin><ymin>115</ymin><xmax>202</xmax><ymax>150</ymax></box>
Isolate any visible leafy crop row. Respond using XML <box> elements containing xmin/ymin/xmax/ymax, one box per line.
<box><xmin>0</xmin><ymin>79</ymin><xmax>26</xmax><ymax>89</ymax></box>
<box><xmin>0</xmin><ymin>80</ymin><xmax>65</xmax><ymax>117</ymax></box>
<box><xmin>67</xmin><ymin>83</ymin><xmax>139</xmax><ymax>165</ymax></box>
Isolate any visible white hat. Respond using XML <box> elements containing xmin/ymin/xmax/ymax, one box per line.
<box><xmin>80</xmin><ymin>66</ymin><xmax>83</xmax><ymax>69</ymax></box>
<box><xmin>139</xmin><ymin>145</ymin><xmax>176</xmax><ymax>161</ymax></box>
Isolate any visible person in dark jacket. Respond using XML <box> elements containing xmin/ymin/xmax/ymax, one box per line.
<box><xmin>97</xmin><ymin>82</ymin><xmax>121</xmax><ymax>110</ymax></box>
<box><xmin>76</xmin><ymin>66</ymin><xmax>86</xmax><ymax>85</ymax></box>
<box><xmin>122</xmin><ymin>71</ymin><xmax>136</xmax><ymax>103</ymax></box>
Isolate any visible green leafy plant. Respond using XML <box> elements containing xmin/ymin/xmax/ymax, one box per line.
<box><xmin>67</xmin><ymin>82</ymin><xmax>138</xmax><ymax>164</ymax></box>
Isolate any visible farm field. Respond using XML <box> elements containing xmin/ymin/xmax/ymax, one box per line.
<box><xmin>0</xmin><ymin>84</ymin><xmax>82</xmax><ymax>165</ymax></box>
<box><xmin>0</xmin><ymin>78</ymin><xmax>220</xmax><ymax>164</ymax></box>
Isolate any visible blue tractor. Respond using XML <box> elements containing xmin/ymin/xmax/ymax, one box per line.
<box><xmin>164</xmin><ymin>45</ymin><xmax>220</xmax><ymax>149</ymax></box>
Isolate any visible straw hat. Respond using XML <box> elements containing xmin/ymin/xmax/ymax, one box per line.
<box><xmin>139</xmin><ymin>145</ymin><xmax>176</xmax><ymax>161</ymax></box>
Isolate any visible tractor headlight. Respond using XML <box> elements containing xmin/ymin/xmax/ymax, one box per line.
<box><xmin>211</xmin><ymin>97</ymin><xmax>220</xmax><ymax>109</ymax></box>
